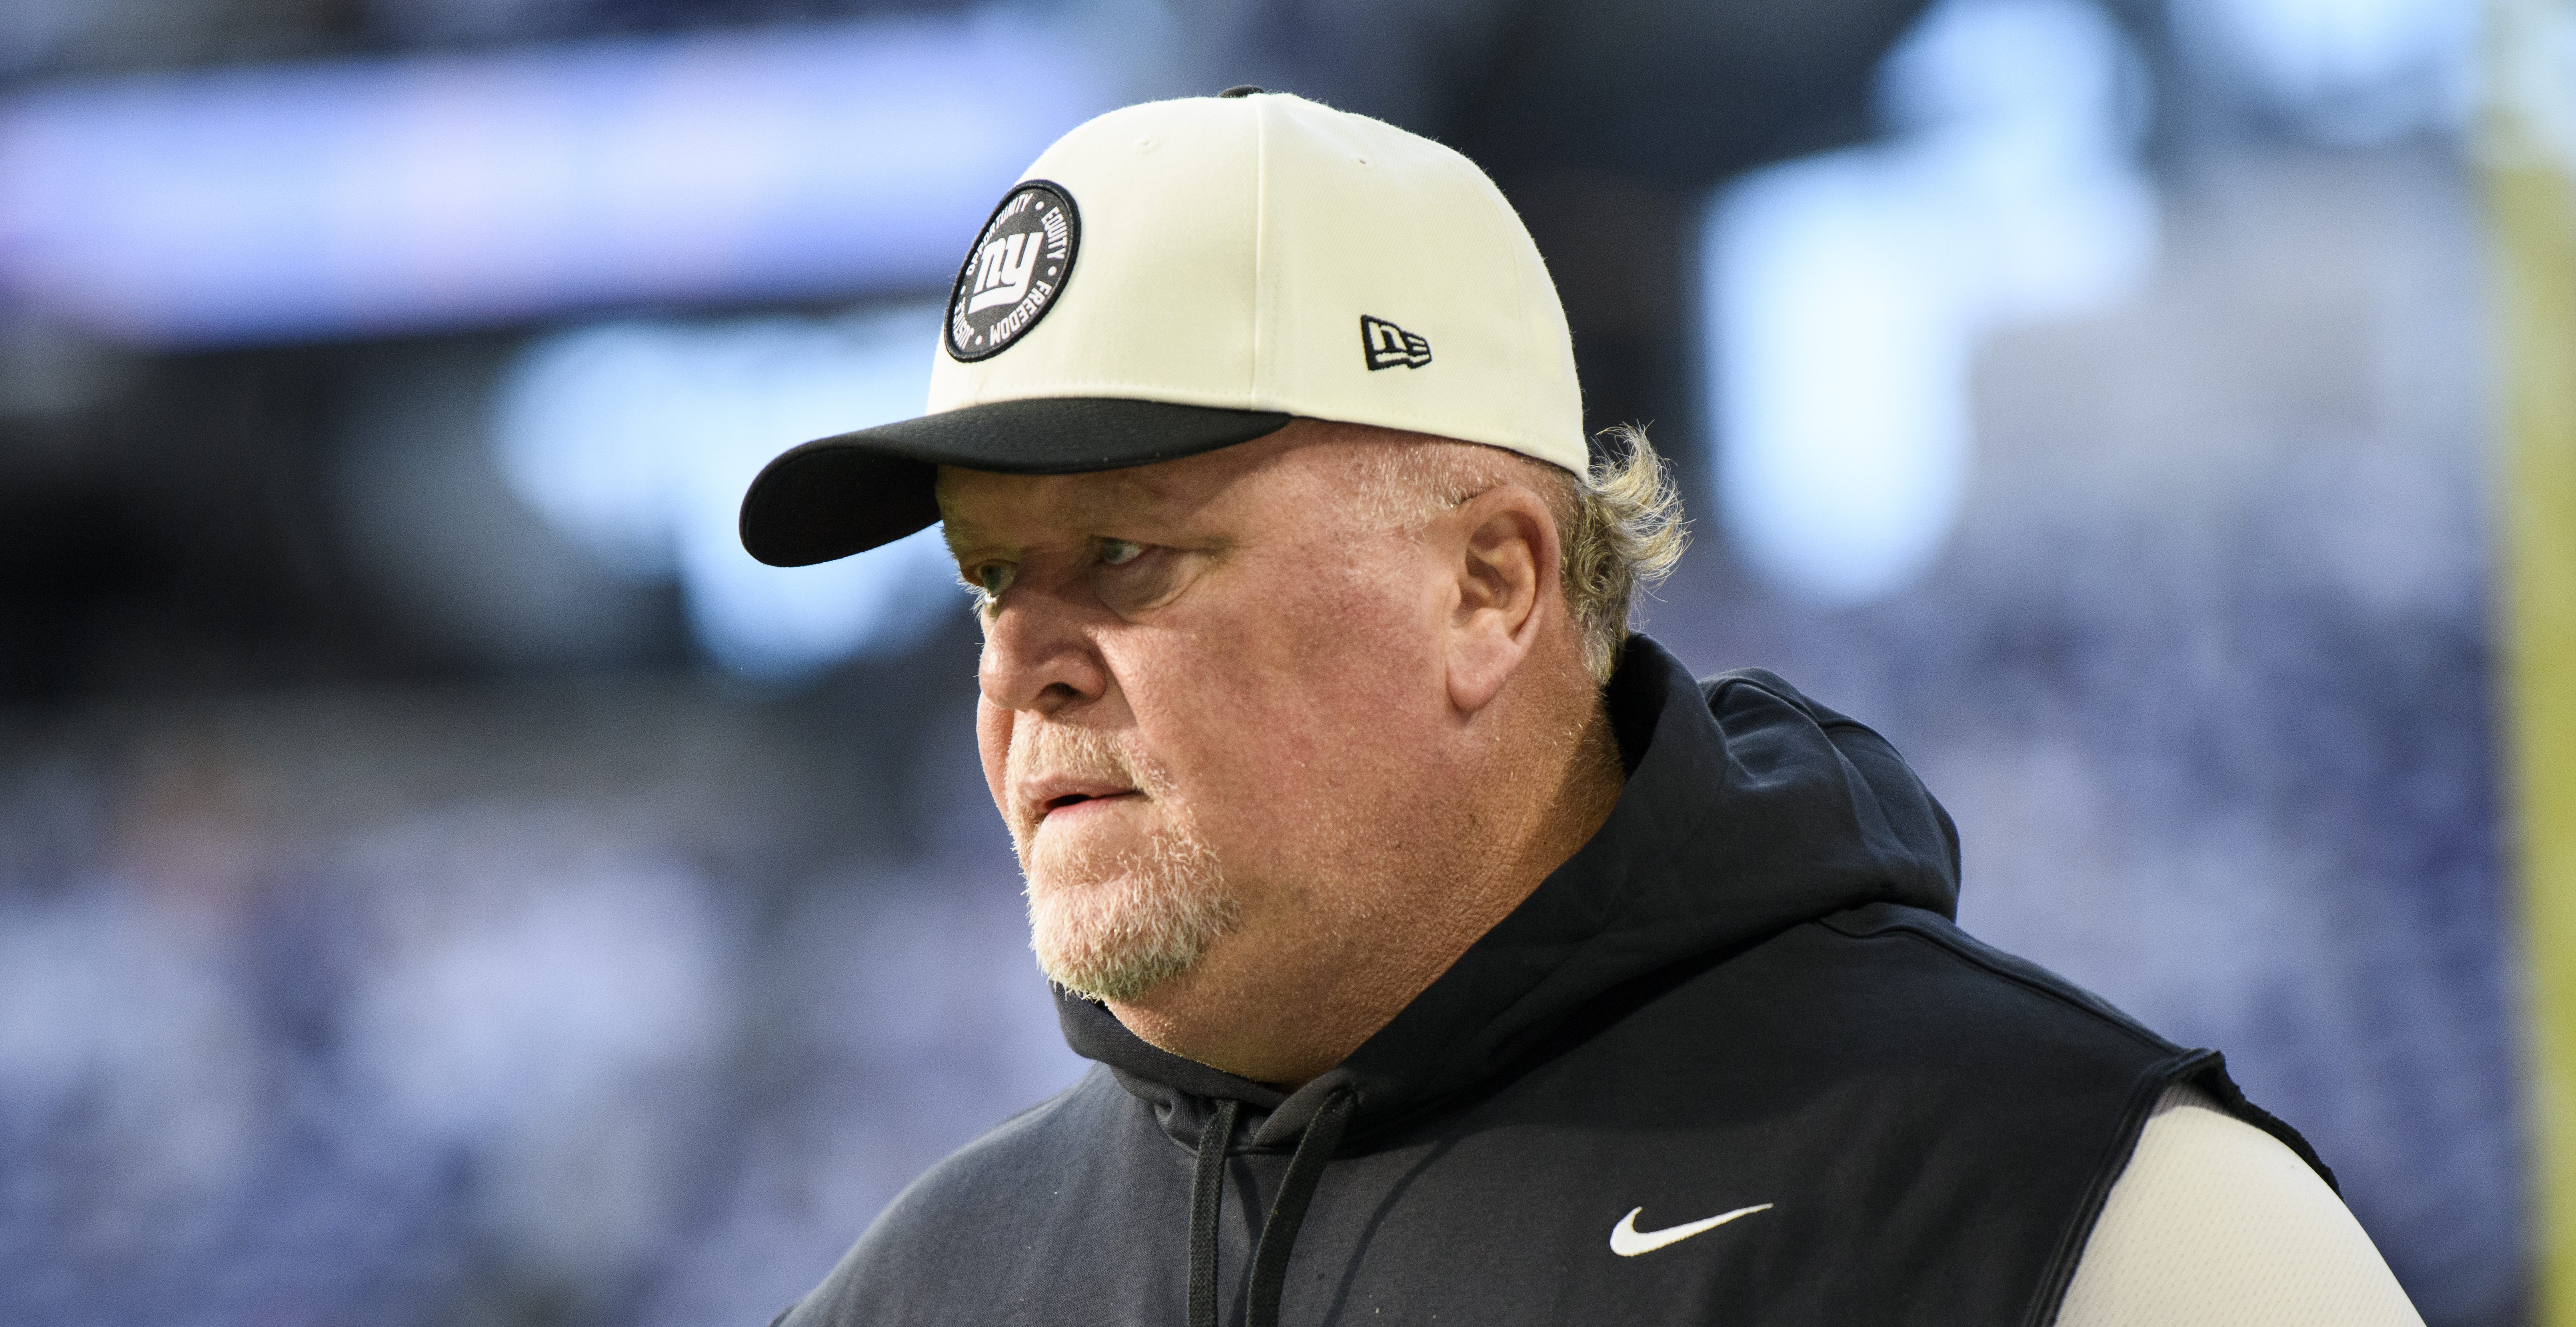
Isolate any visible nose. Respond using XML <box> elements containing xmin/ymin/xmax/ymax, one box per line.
<box><xmin>978</xmin><ymin>592</ymin><xmax>1109</xmax><ymax>716</ymax></box>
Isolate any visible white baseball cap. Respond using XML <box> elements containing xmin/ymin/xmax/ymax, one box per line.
<box><xmin>739</xmin><ymin>88</ymin><xmax>1585</xmax><ymax>567</ymax></box>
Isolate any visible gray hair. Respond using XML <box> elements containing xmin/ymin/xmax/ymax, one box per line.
<box><xmin>1558</xmin><ymin>425</ymin><xmax>1689</xmax><ymax>682</ymax></box>
<box><xmin>1358</xmin><ymin>423</ymin><xmax>1689</xmax><ymax>684</ymax></box>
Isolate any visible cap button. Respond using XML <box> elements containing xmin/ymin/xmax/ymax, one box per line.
<box><xmin>1216</xmin><ymin>84</ymin><xmax>1264</xmax><ymax>98</ymax></box>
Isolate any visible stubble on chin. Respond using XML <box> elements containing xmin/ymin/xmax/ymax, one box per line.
<box><xmin>1009</xmin><ymin>727</ymin><xmax>1240</xmax><ymax>1002</ymax></box>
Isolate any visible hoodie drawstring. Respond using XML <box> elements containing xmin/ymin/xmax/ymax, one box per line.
<box><xmin>1185</xmin><ymin>1089</ymin><xmax>1355</xmax><ymax>1327</ymax></box>
<box><xmin>1188</xmin><ymin>1098</ymin><xmax>1240</xmax><ymax>1327</ymax></box>
<box><xmin>1246</xmin><ymin>1090</ymin><xmax>1354</xmax><ymax>1327</ymax></box>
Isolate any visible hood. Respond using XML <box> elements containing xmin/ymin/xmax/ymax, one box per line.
<box><xmin>1056</xmin><ymin>633</ymin><xmax>1962</xmax><ymax>1146</ymax></box>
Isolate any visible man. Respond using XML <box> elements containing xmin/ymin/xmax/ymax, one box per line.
<box><xmin>740</xmin><ymin>90</ymin><xmax>2422</xmax><ymax>1325</ymax></box>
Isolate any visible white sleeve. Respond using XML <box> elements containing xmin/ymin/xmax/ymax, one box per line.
<box><xmin>2053</xmin><ymin>1082</ymin><xmax>2425</xmax><ymax>1327</ymax></box>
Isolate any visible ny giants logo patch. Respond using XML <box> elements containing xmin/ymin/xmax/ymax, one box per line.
<box><xmin>947</xmin><ymin>181</ymin><xmax>1080</xmax><ymax>362</ymax></box>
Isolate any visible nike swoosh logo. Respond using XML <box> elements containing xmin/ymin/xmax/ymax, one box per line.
<box><xmin>1608</xmin><ymin>1203</ymin><xmax>1774</xmax><ymax>1257</ymax></box>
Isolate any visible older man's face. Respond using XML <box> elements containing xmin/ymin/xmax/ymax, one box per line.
<box><xmin>938</xmin><ymin>424</ymin><xmax>1454</xmax><ymax>1002</ymax></box>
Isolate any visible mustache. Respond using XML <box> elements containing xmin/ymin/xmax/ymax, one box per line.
<box><xmin>1006</xmin><ymin>725</ymin><xmax>1162</xmax><ymax>829</ymax></box>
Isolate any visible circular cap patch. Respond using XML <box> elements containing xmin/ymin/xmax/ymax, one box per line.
<box><xmin>945</xmin><ymin>180</ymin><xmax>1080</xmax><ymax>362</ymax></box>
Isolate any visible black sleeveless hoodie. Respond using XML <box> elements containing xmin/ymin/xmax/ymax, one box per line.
<box><xmin>777</xmin><ymin>635</ymin><xmax>2329</xmax><ymax>1327</ymax></box>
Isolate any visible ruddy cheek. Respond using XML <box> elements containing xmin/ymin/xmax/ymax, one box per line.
<box><xmin>974</xmin><ymin>699</ymin><xmax>1014</xmax><ymax>809</ymax></box>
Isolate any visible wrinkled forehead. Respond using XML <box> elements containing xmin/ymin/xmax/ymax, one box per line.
<box><xmin>933</xmin><ymin>429</ymin><xmax>1346</xmax><ymax>552</ymax></box>
<box><xmin>936</xmin><ymin>461</ymin><xmax>1180</xmax><ymax>517</ymax></box>
<box><xmin>934</xmin><ymin>463</ymin><xmax>1191</xmax><ymax>548</ymax></box>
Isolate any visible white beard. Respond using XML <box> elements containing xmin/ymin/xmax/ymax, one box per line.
<box><xmin>1020</xmin><ymin>804</ymin><xmax>1237</xmax><ymax>1001</ymax></box>
<box><xmin>1006</xmin><ymin>724</ymin><xmax>1240</xmax><ymax>1001</ymax></box>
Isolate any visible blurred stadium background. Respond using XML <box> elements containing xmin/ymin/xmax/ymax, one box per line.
<box><xmin>0</xmin><ymin>0</ymin><xmax>2544</xmax><ymax>1323</ymax></box>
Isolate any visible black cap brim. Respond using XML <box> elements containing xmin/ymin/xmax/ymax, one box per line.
<box><xmin>737</xmin><ymin>397</ymin><xmax>1293</xmax><ymax>567</ymax></box>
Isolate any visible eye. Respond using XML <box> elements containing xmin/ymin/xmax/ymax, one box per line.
<box><xmin>965</xmin><ymin>561</ymin><xmax>1016</xmax><ymax>613</ymax></box>
<box><xmin>1097</xmin><ymin>538</ymin><xmax>1145</xmax><ymax>567</ymax></box>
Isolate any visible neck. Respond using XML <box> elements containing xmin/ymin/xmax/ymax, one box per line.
<box><xmin>1107</xmin><ymin>680</ymin><xmax>1625</xmax><ymax>1088</ymax></box>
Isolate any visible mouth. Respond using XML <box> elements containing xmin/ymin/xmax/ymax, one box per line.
<box><xmin>1034</xmin><ymin>787</ymin><xmax>1143</xmax><ymax>821</ymax></box>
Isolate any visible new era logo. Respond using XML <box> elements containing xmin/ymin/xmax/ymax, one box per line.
<box><xmin>1362</xmin><ymin>315</ymin><xmax>1432</xmax><ymax>370</ymax></box>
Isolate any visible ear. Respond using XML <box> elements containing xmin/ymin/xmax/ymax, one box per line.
<box><xmin>1441</xmin><ymin>485</ymin><xmax>1560</xmax><ymax>715</ymax></box>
